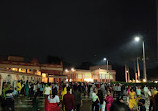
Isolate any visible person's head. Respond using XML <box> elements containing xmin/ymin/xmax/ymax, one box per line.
<box><xmin>130</xmin><ymin>88</ymin><xmax>133</xmax><ymax>92</ymax></box>
<box><xmin>93</xmin><ymin>87</ymin><xmax>97</xmax><ymax>93</ymax></box>
<box><xmin>110</xmin><ymin>101</ymin><xmax>130</xmax><ymax>111</ymax></box>
<box><xmin>67</xmin><ymin>87</ymin><xmax>70</xmax><ymax>92</ymax></box>
<box><xmin>73</xmin><ymin>85</ymin><xmax>78</xmax><ymax>91</ymax></box>
<box><xmin>107</xmin><ymin>90</ymin><xmax>111</xmax><ymax>96</ymax></box>
<box><xmin>98</xmin><ymin>90</ymin><xmax>103</xmax><ymax>97</ymax></box>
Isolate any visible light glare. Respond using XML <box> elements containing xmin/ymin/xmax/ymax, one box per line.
<box><xmin>135</xmin><ymin>37</ymin><xmax>140</xmax><ymax>42</ymax></box>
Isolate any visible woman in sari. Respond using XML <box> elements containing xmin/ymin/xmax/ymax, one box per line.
<box><xmin>129</xmin><ymin>88</ymin><xmax>137</xmax><ymax>111</ymax></box>
<box><xmin>25</xmin><ymin>80</ymin><xmax>29</xmax><ymax>96</ymax></box>
<box><xmin>45</xmin><ymin>91</ymin><xmax>60</xmax><ymax>111</ymax></box>
<box><xmin>105</xmin><ymin>90</ymin><xmax>113</xmax><ymax>111</ymax></box>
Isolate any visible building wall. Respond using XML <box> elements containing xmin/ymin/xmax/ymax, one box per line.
<box><xmin>64</xmin><ymin>68</ymin><xmax>116</xmax><ymax>82</ymax></box>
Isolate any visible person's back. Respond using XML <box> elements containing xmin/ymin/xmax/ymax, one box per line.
<box><xmin>74</xmin><ymin>90</ymin><xmax>81</xmax><ymax>105</ymax></box>
<box><xmin>110</xmin><ymin>101</ymin><xmax>130</xmax><ymax>111</ymax></box>
<box><xmin>63</xmin><ymin>87</ymin><xmax>75</xmax><ymax>111</ymax></box>
<box><xmin>73</xmin><ymin>85</ymin><xmax>82</xmax><ymax>111</ymax></box>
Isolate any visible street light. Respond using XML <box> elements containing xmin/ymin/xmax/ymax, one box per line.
<box><xmin>103</xmin><ymin>58</ymin><xmax>108</xmax><ymax>71</ymax></box>
<box><xmin>103</xmin><ymin>58</ymin><xmax>110</xmax><ymax>82</ymax></box>
<box><xmin>134</xmin><ymin>36</ymin><xmax>147</xmax><ymax>81</ymax></box>
<box><xmin>65</xmin><ymin>69</ymin><xmax>69</xmax><ymax>73</ymax></box>
<box><xmin>135</xmin><ymin>36</ymin><xmax>140</xmax><ymax>42</ymax></box>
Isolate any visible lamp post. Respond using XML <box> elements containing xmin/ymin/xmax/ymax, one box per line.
<box><xmin>134</xmin><ymin>37</ymin><xmax>147</xmax><ymax>81</ymax></box>
<box><xmin>103</xmin><ymin>58</ymin><xmax>110</xmax><ymax>82</ymax></box>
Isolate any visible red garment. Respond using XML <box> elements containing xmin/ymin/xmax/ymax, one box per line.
<box><xmin>63</xmin><ymin>92</ymin><xmax>75</xmax><ymax>111</ymax></box>
<box><xmin>45</xmin><ymin>97</ymin><xmax>59</xmax><ymax>111</ymax></box>
<box><xmin>105</xmin><ymin>95</ymin><xmax>113</xmax><ymax>111</ymax></box>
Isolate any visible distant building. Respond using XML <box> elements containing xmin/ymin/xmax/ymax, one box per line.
<box><xmin>0</xmin><ymin>56</ymin><xmax>66</xmax><ymax>95</ymax></box>
<box><xmin>64</xmin><ymin>65</ymin><xmax>116</xmax><ymax>82</ymax></box>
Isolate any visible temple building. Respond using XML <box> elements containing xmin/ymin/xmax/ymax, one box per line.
<box><xmin>64</xmin><ymin>65</ymin><xmax>116</xmax><ymax>82</ymax></box>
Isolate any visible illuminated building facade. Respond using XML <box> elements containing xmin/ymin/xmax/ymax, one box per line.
<box><xmin>0</xmin><ymin>56</ymin><xmax>65</xmax><ymax>94</ymax></box>
<box><xmin>64</xmin><ymin>65</ymin><xmax>116</xmax><ymax>82</ymax></box>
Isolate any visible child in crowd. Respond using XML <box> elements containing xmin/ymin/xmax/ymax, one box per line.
<box><xmin>139</xmin><ymin>99</ymin><xmax>146</xmax><ymax>111</ymax></box>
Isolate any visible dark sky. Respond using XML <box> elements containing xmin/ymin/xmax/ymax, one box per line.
<box><xmin>0</xmin><ymin>0</ymin><xmax>157</xmax><ymax>67</ymax></box>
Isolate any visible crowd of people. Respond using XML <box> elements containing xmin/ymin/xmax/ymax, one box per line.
<box><xmin>1</xmin><ymin>80</ymin><xmax>158</xmax><ymax>111</ymax></box>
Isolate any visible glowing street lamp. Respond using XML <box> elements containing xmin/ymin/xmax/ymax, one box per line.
<box><xmin>103</xmin><ymin>58</ymin><xmax>110</xmax><ymax>82</ymax></box>
<box><xmin>71</xmin><ymin>68</ymin><xmax>75</xmax><ymax>72</ymax></box>
<box><xmin>134</xmin><ymin>36</ymin><xmax>147</xmax><ymax>81</ymax></box>
<box><xmin>103</xmin><ymin>58</ymin><xmax>108</xmax><ymax>71</ymax></box>
<box><xmin>65</xmin><ymin>69</ymin><xmax>69</xmax><ymax>73</ymax></box>
<box><xmin>134</xmin><ymin>36</ymin><xmax>140</xmax><ymax>42</ymax></box>
<box><xmin>103</xmin><ymin>58</ymin><xmax>107</xmax><ymax>61</ymax></box>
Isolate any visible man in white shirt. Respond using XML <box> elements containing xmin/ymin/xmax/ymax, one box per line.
<box><xmin>136</xmin><ymin>86</ymin><xmax>141</xmax><ymax>96</ymax></box>
<box><xmin>44</xmin><ymin>84</ymin><xmax>51</xmax><ymax>96</ymax></box>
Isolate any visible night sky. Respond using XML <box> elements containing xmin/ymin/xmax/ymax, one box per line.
<box><xmin>0</xmin><ymin>0</ymin><xmax>157</xmax><ymax>67</ymax></box>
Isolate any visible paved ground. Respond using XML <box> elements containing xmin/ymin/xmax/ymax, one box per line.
<box><xmin>0</xmin><ymin>96</ymin><xmax>93</xmax><ymax>111</ymax></box>
<box><xmin>0</xmin><ymin>94</ymin><xmax>128</xmax><ymax>111</ymax></box>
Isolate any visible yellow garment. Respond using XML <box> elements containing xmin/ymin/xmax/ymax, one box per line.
<box><xmin>61</xmin><ymin>87</ymin><xmax>67</xmax><ymax>100</ymax></box>
<box><xmin>16</xmin><ymin>82</ymin><xmax>22</xmax><ymax>93</ymax></box>
<box><xmin>50</xmin><ymin>86</ymin><xmax>52</xmax><ymax>95</ymax></box>
<box><xmin>153</xmin><ymin>90</ymin><xmax>158</xmax><ymax>96</ymax></box>
<box><xmin>129</xmin><ymin>91</ymin><xmax>137</xmax><ymax>109</ymax></box>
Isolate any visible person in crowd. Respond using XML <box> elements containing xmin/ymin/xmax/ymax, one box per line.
<box><xmin>33</xmin><ymin>83</ymin><xmax>38</xmax><ymax>95</ymax></box>
<box><xmin>116</xmin><ymin>84</ymin><xmax>121</xmax><ymax>98</ymax></box>
<box><xmin>25</xmin><ymin>80</ymin><xmax>29</xmax><ymax>97</ymax></box>
<box><xmin>144</xmin><ymin>86</ymin><xmax>151</xmax><ymax>111</ymax></box>
<box><xmin>136</xmin><ymin>86</ymin><xmax>141</xmax><ymax>97</ymax></box>
<box><xmin>12</xmin><ymin>87</ymin><xmax>18</xmax><ymax>97</ymax></box>
<box><xmin>138</xmin><ymin>99</ymin><xmax>146</xmax><ymax>111</ymax></box>
<box><xmin>154</xmin><ymin>92</ymin><xmax>158</xmax><ymax>111</ymax></box>
<box><xmin>97</xmin><ymin>90</ymin><xmax>104</xmax><ymax>111</ymax></box>
<box><xmin>126</xmin><ymin>86</ymin><xmax>131</xmax><ymax>105</ymax></box>
<box><xmin>63</xmin><ymin>87</ymin><xmax>75</xmax><ymax>111</ymax></box>
<box><xmin>16</xmin><ymin>80</ymin><xmax>22</xmax><ymax>94</ymax></box>
<box><xmin>39</xmin><ymin>83</ymin><xmax>44</xmax><ymax>96</ymax></box>
<box><xmin>52</xmin><ymin>84</ymin><xmax>58</xmax><ymax>96</ymax></box>
<box><xmin>46</xmin><ymin>90</ymin><xmax>60</xmax><ymax>111</ymax></box>
<box><xmin>32</xmin><ymin>92</ymin><xmax>40</xmax><ymax>111</ymax></box>
<box><xmin>128</xmin><ymin>88</ymin><xmax>137</xmax><ymax>111</ymax></box>
<box><xmin>2</xmin><ymin>84</ymin><xmax>10</xmax><ymax>110</ymax></box>
<box><xmin>73</xmin><ymin>85</ymin><xmax>82</xmax><ymax>111</ymax></box>
<box><xmin>92</xmin><ymin>87</ymin><xmax>100</xmax><ymax>111</ymax></box>
<box><xmin>90</xmin><ymin>84</ymin><xmax>95</xmax><ymax>99</ymax></box>
<box><xmin>5</xmin><ymin>86</ymin><xmax>14</xmax><ymax>111</ymax></box>
<box><xmin>110</xmin><ymin>101</ymin><xmax>130</xmax><ymax>111</ymax></box>
<box><xmin>105</xmin><ymin>90</ymin><xmax>113</xmax><ymax>111</ymax></box>
<box><xmin>61</xmin><ymin>85</ymin><xmax>67</xmax><ymax>100</ymax></box>
<box><xmin>59</xmin><ymin>83</ymin><xmax>63</xmax><ymax>96</ymax></box>
<box><xmin>149</xmin><ymin>87</ymin><xmax>157</xmax><ymax>111</ymax></box>
<box><xmin>44</xmin><ymin>84</ymin><xmax>51</xmax><ymax>96</ymax></box>
<box><xmin>21</xmin><ymin>81</ymin><xmax>25</xmax><ymax>96</ymax></box>
<box><xmin>29</xmin><ymin>82</ymin><xmax>34</xmax><ymax>98</ymax></box>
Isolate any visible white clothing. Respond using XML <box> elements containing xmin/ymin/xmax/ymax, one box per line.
<box><xmin>136</xmin><ymin>88</ymin><xmax>141</xmax><ymax>96</ymax></box>
<box><xmin>92</xmin><ymin>93</ymin><xmax>98</xmax><ymax>102</ymax></box>
<box><xmin>48</xmin><ymin>95</ymin><xmax>60</xmax><ymax>103</ymax></box>
<box><xmin>45</xmin><ymin>87</ymin><xmax>51</xmax><ymax>95</ymax></box>
<box><xmin>144</xmin><ymin>86</ymin><xmax>148</xmax><ymax>92</ymax></box>
<box><xmin>101</xmin><ymin>101</ymin><xmax>106</xmax><ymax>111</ymax></box>
<box><xmin>117</xmin><ymin>86</ymin><xmax>121</xmax><ymax>91</ymax></box>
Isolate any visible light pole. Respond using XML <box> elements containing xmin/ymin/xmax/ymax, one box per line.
<box><xmin>134</xmin><ymin>37</ymin><xmax>147</xmax><ymax>81</ymax></box>
<box><xmin>103</xmin><ymin>58</ymin><xmax>110</xmax><ymax>82</ymax></box>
